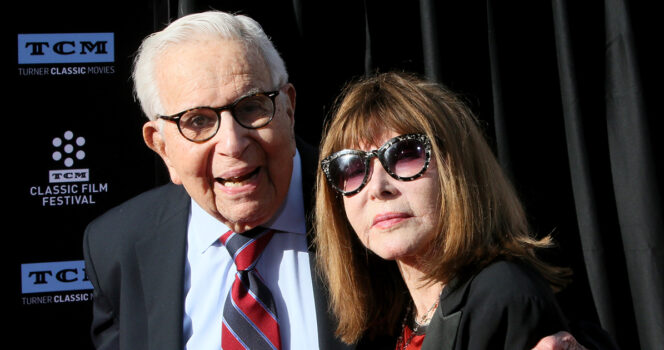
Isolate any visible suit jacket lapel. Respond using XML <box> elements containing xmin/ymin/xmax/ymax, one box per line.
<box><xmin>422</xmin><ymin>309</ymin><xmax>462</xmax><ymax>350</ymax></box>
<box><xmin>135</xmin><ymin>184</ymin><xmax>190</xmax><ymax>350</ymax></box>
<box><xmin>297</xmin><ymin>138</ymin><xmax>355</xmax><ymax>349</ymax></box>
<box><xmin>421</xmin><ymin>276</ymin><xmax>474</xmax><ymax>350</ymax></box>
<box><xmin>308</xmin><ymin>253</ymin><xmax>355</xmax><ymax>350</ymax></box>
<box><xmin>296</xmin><ymin>136</ymin><xmax>317</xmax><ymax>238</ymax></box>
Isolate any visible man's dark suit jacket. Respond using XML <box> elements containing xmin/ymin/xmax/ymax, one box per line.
<box><xmin>83</xmin><ymin>141</ymin><xmax>351</xmax><ymax>350</ymax></box>
<box><xmin>421</xmin><ymin>260</ymin><xmax>568</xmax><ymax>350</ymax></box>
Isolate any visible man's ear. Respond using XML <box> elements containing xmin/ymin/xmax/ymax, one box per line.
<box><xmin>142</xmin><ymin>121</ymin><xmax>182</xmax><ymax>184</ymax></box>
<box><xmin>281</xmin><ymin>83</ymin><xmax>298</xmax><ymax>157</ymax></box>
<box><xmin>282</xmin><ymin>83</ymin><xmax>296</xmax><ymax>127</ymax></box>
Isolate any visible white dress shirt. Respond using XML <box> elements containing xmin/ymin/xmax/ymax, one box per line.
<box><xmin>183</xmin><ymin>151</ymin><xmax>319</xmax><ymax>349</ymax></box>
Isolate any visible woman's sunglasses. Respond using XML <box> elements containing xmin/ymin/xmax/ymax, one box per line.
<box><xmin>321</xmin><ymin>133</ymin><xmax>432</xmax><ymax>196</ymax></box>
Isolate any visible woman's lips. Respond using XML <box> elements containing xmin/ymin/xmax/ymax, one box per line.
<box><xmin>216</xmin><ymin>167</ymin><xmax>260</xmax><ymax>187</ymax></box>
<box><xmin>371</xmin><ymin>212</ymin><xmax>411</xmax><ymax>229</ymax></box>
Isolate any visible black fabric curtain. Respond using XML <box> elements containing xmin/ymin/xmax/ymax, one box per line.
<box><xmin>168</xmin><ymin>1</ymin><xmax>662</xmax><ymax>348</ymax></box>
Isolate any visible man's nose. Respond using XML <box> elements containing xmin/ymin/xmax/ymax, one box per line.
<box><xmin>212</xmin><ymin>110</ymin><xmax>250</xmax><ymax>157</ymax></box>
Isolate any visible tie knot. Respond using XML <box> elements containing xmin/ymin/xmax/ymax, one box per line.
<box><xmin>220</xmin><ymin>227</ymin><xmax>275</xmax><ymax>271</ymax></box>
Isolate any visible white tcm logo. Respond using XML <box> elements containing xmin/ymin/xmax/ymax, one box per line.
<box><xmin>49</xmin><ymin>130</ymin><xmax>89</xmax><ymax>183</ymax></box>
<box><xmin>52</xmin><ymin>130</ymin><xmax>86</xmax><ymax>168</ymax></box>
<box><xmin>29</xmin><ymin>130</ymin><xmax>109</xmax><ymax>206</ymax></box>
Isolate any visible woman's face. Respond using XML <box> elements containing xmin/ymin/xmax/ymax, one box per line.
<box><xmin>342</xmin><ymin>131</ymin><xmax>442</xmax><ymax>262</ymax></box>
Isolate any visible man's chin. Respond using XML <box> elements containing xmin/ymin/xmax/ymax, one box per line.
<box><xmin>225</xmin><ymin>222</ymin><xmax>259</xmax><ymax>234</ymax></box>
<box><xmin>216</xmin><ymin>206</ymin><xmax>273</xmax><ymax>233</ymax></box>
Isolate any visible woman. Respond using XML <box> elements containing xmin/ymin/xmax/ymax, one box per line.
<box><xmin>315</xmin><ymin>72</ymin><xmax>572</xmax><ymax>349</ymax></box>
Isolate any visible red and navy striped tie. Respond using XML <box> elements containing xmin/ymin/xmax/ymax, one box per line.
<box><xmin>220</xmin><ymin>227</ymin><xmax>281</xmax><ymax>350</ymax></box>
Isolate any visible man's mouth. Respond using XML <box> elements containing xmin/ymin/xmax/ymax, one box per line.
<box><xmin>216</xmin><ymin>167</ymin><xmax>260</xmax><ymax>187</ymax></box>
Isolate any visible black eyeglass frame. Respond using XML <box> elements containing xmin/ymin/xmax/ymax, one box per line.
<box><xmin>157</xmin><ymin>90</ymin><xmax>280</xmax><ymax>142</ymax></box>
<box><xmin>321</xmin><ymin>133</ymin><xmax>432</xmax><ymax>196</ymax></box>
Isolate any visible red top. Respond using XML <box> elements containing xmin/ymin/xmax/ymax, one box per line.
<box><xmin>395</xmin><ymin>324</ymin><xmax>426</xmax><ymax>350</ymax></box>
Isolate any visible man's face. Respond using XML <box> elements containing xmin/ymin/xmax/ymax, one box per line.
<box><xmin>143</xmin><ymin>37</ymin><xmax>297</xmax><ymax>233</ymax></box>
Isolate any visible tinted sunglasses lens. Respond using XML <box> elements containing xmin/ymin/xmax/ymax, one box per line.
<box><xmin>384</xmin><ymin>138</ymin><xmax>427</xmax><ymax>178</ymax></box>
<box><xmin>328</xmin><ymin>154</ymin><xmax>367</xmax><ymax>193</ymax></box>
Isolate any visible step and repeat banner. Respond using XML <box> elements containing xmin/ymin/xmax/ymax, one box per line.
<box><xmin>8</xmin><ymin>3</ymin><xmax>162</xmax><ymax>348</ymax></box>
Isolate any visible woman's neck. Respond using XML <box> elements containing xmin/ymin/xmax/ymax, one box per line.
<box><xmin>397</xmin><ymin>258</ymin><xmax>444</xmax><ymax>322</ymax></box>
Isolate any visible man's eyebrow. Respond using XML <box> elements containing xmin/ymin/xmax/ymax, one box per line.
<box><xmin>238</xmin><ymin>87</ymin><xmax>262</xmax><ymax>98</ymax></box>
<box><xmin>244</xmin><ymin>87</ymin><xmax>262</xmax><ymax>94</ymax></box>
<box><xmin>217</xmin><ymin>87</ymin><xmax>260</xmax><ymax>106</ymax></box>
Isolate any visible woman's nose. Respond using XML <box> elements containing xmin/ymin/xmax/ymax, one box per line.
<box><xmin>365</xmin><ymin>159</ymin><xmax>399</xmax><ymax>199</ymax></box>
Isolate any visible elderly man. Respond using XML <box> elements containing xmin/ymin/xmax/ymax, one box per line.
<box><xmin>83</xmin><ymin>10</ymin><xmax>337</xmax><ymax>350</ymax></box>
<box><xmin>83</xmin><ymin>10</ymin><xmax>586</xmax><ymax>350</ymax></box>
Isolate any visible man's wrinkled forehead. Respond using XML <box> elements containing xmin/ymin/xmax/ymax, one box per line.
<box><xmin>155</xmin><ymin>38</ymin><xmax>272</xmax><ymax>112</ymax></box>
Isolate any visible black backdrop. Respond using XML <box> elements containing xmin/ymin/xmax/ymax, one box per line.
<box><xmin>7</xmin><ymin>1</ymin><xmax>661</xmax><ymax>349</ymax></box>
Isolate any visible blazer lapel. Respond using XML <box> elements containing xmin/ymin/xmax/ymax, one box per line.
<box><xmin>422</xmin><ymin>309</ymin><xmax>462</xmax><ymax>350</ymax></box>
<box><xmin>135</xmin><ymin>184</ymin><xmax>190</xmax><ymax>350</ymax></box>
<box><xmin>421</xmin><ymin>276</ymin><xmax>474</xmax><ymax>350</ymax></box>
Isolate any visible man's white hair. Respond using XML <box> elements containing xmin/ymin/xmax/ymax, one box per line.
<box><xmin>132</xmin><ymin>11</ymin><xmax>289</xmax><ymax>120</ymax></box>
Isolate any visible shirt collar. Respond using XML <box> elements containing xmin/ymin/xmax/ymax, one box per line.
<box><xmin>189</xmin><ymin>149</ymin><xmax>306</xmax><ymax>254</ymax></box>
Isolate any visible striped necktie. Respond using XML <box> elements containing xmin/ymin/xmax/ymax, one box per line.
<box><xmin>220</xmin><ymin>227</ymin><xmax>282</xmax><ymax>350</ymax></box>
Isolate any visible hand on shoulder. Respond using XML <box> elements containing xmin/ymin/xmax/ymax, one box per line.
<box><xmin>533</xmin><ymin>331</ymin><xmax>588</xmax><ymax>350</ymax></box>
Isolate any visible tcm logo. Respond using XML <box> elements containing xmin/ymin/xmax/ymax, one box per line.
<box><xmin>49</xmin><ymin>130</ymin><xmax>89</xmax><ymax>183</ymax></box>
<box><xmin>49</xmin><ymin>169</ymin><xmax>89</xmax><ymax>183</ymax></box>
<box><xmin>21</xmin><ymin>260</ymin><xmax>93</xmax><ymax>294</ymax></box>
<box><xmin>17</xmin><ymin>33</ymin><xmax>114</xmax><ymax>64</ymax></box>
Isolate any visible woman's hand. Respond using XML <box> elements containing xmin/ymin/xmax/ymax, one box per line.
<box><xmin>533</xmin><ymin>331</ymin><xmax>588</xmax><ymax>350</ymax></box>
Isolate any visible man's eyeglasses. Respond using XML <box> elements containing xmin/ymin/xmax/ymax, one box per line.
<box><xmin>321</xmin><ymin>133</ymin><xmax>432</xmax><ymax>196</ymax></box>
<box><xmin>158</xmin><ymin>90</ymin><xmax>280</xmax><ymax>142</ymax></box>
